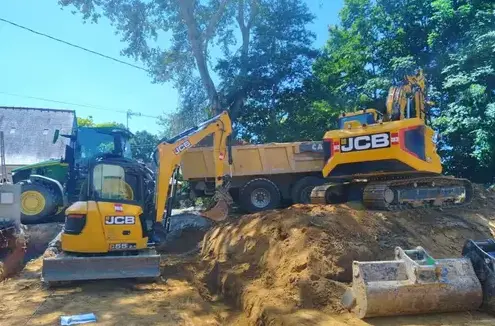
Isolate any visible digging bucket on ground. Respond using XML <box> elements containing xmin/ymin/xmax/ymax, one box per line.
<box><xmin>341</xmin><ymin>246</ymin><xmax>483</xmax><ymax>318</ymax></box>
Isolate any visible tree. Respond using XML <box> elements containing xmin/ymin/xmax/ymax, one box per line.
<box><xmin>130</xmin><ymin>131</ymin><xmax>160</xmax><ymax>163</ymax></box>
<box><xmin>77</xmin><ymin>116</ymin><xmax>95</xmax><ymax>127</ymax></box>
<box><xmin>430</xmin><ymin>0</ymin><xmax>495</xmax><ymax>182</ymax></box>
<box><xmin>59</xmin><ymin>0</ymin><xmax>316</xmax><ymax>133</ymax></box>
<box><xmin>76</xmin><ymin>116</ymin><xmax>126</xmax><ymax>128</ymax></box>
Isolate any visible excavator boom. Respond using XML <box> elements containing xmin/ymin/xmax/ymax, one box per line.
<box><xmin>154</xmin><ymin>111</ymin><xmax>233</xmax><ymax>224</ymax></box>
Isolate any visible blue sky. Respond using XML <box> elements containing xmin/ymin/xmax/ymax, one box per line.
<box><xmin>0</xmin><ymin>0</ymin><xmax>343</xmax><ymax>134</ymax></box>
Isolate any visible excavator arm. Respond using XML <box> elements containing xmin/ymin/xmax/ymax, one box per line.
<box><xmin>386</xmin><ymin>69</ymin><xmax>428</xmax><ymax>122</ymax></box>
<box><xmin>154</xmin><ymin>111</ymin><xmax>233</xmax><ymax>225</ymax></box>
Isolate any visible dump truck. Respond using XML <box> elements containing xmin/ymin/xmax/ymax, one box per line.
<box><xmin>181</xmin><ymin>141</ymin><xmax>325</xmax><ymax>212</ymax></box>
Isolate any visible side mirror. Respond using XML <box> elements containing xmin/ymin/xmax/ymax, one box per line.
<box><xmin>53</xmin><ymin>129</ymin><xmax>60</xmax><ymax>144</ymax></box>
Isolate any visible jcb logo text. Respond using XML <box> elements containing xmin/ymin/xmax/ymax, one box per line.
<box><xmin>174</xmin><ymin>140</ymin><xmax>192</xmax><ymax>155</ymax></box>
<box><xmin>341</xmin><ymin>133</ymin><xmax>390</xmax><ymax>153</ymax></box>
<box><xmin>105</xmin><ymin>216</ymin><xmax>135</xmax><ymax>225</ymax></box>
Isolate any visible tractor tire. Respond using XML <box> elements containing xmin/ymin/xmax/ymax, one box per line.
<box><xmin>19</xmin><ymin>181</ymin><xmax>58</xmax><ymax>224</ymax></box>
<box><xmin>239</xmin><ymin>178</ymin><xmax>281</xmax><ymax>213</ymax></box>
<box><xmin>291</xmin><ymin>176</ymin><xmax>326</xmax><ymax>204</ymax></box>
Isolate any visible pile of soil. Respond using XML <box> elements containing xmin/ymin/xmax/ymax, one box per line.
<box><xmin>195</xmin><ymin>185</ymin><xmax>495</xmax><ymax>325</ymax></box>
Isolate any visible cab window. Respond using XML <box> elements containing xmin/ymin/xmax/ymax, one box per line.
<box><xmin>338</xmin><ymin>112</ymin><xmax>376</xmax><ymax>129</ymax></box>
<box><xmin>93</xmin><ymin>164</ymin><xmax>135</xmax><ymax>201</ymax></box>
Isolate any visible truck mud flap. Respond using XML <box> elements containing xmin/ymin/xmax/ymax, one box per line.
<box><xmin>342</xmin><ymin>246</ymin><xmax>482</xmax><ymax>318</ymax></box>
<box><xmin>462</xmin><ymin>239</ymin><xmax>495</xmax><ymax>314</ymax></box>
<box><xmin>42</xmin><ymin>249</ymin><xmax>161</xmax><ymax>283</ymax></box>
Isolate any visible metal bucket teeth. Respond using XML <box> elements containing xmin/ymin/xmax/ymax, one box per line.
<box><xmin>462</xmin><ymin>239</ymin><xmax>495</xmax><ymax>314</ymax></box>
<box><xmin>342</xmin><ymin>246</ymin><xmax>482</xmax><ymax>318</ymax></box>
<box><xmin>42</xmin><ymin>249</ymin><xmax>161</xmax><ymax>283</ymax></box>
<box><xmin>198</xmin><ymin>188</ymin><xmax>233</xmax><ymax>222</ymax></box>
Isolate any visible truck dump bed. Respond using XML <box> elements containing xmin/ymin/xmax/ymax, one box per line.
<box><xmin>181</xmin><ymin>141</ymin><xmax>324</xmax><ymax>179</ymax></box>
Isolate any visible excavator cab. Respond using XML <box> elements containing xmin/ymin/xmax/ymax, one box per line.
<box><xmin>338</xmin><ymin>109</ymin><xmax>380</xmax><ymax>129</ymax></box>
<box><xmin>42</xmin><ymin>156</ymin><xmax>160</xmax><ymax>284</ymax></box>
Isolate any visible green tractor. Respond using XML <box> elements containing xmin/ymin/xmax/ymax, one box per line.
<box><xmin>12</xmin><ymin>126</ymin><xmax>134</xmax><ymax>224</ymax></box>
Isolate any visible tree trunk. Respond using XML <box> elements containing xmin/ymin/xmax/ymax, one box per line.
<box><xmin>177</xmin><ymin>0</ymin><xmax>222</xmax><ymax>116</ymax></box>
<box><xmin>229</xmin><ymin>0</ymin><xmax>258</xmax><ymax>122</ymax></box>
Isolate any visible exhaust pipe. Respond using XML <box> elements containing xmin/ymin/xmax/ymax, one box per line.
<box><xmin>342</xmin><ymin>246</ymin><xmax>482</xmax><ymax>318</ymax></box>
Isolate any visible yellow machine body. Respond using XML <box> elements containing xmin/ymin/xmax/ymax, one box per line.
<box><xmin>311</xmin><ymin>70</ymin><xmax>472</xmax><ymax>209</ymax></box>
<box><xmin>321</xmin><ymin>116</ymin><xmax>442</xmax><ymax>179</ymax></box>
<box><xmin>61</xmin><ymin>201</ymin><xmax>148</xmax><ymax>254</ymax></box>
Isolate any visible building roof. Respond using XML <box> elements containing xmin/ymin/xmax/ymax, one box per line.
<box><xmin>0</xmin><ymin>107</ymin><xmax>76</xmax><ymax>165</ymax></box>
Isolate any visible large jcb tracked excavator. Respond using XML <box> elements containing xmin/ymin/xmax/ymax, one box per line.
<box><xmin>311</xmin><ymin>70</ymin><xmax>472</xmax><ymax>209</ymax></box>
<box><xmin>41</xmin><ymin>111</ymin><xmax>233</xmax><ymax>283</ymax></box>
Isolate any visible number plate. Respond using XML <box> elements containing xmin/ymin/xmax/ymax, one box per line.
<box><xmin>109</xmin><ymin>243</ymin><xmax>137</xmax><ymax>251</ymax></box>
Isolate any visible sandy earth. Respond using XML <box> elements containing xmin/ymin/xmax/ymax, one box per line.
<box><xmin>196</xmin><ymin>186</ymin><xmax>495</xmax><ymax>325</ymax></box>
<box><xmin>1</xmin><ymin>187</ymin><xmax>495</xmax><ymax>325</ymax></box>
<box><xmin>0</xmin><ymin>254</ymin><xmax>246</xmax><ymax>326</ymax></box>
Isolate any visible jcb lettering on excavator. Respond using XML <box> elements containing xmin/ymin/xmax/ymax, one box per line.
<box><xmin>174</xmin><ymin>140</ymin><xmax>192</xmax><ymax>155</ymax></box>
<box><xmin>105</xmin><ymin>216</ymin><xmax>135</xmax><ymax>225</ymax></box>
<box><xmin>341</xmin><ymin>133</ymin><xmax>390</xmax><ymax>153</ymax></box>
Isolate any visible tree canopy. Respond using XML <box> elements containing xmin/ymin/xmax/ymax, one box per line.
<box><xmin>60</xmin><ymin>0</ymin><xmax>316</xmax><ymax>136</ymax></box>
<box><xmin>67</xmin><ymin>0</ymin><xmax>495</xmax><ymax>183</ymax></box>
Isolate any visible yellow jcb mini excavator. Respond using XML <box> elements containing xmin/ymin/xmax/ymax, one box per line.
<box><xmin>41</xmin><ymin>111</ymin><xmax>233</xmax><ymax>284</ymax></box>
<box><xmin>311</xmin><ymin>70</ymin><xmax>472</xmax><ymax>209</ymax></box>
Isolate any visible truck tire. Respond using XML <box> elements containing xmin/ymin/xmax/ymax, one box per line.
<box><xmin>239</xmin><ymin>178</ymin><xmax>281</xmax><ymax>213</ymax></box>
<box><xmin>291</xmin><ymin>176</ymin><xmax>326</xmax><ymax>204</ymax></box>
<box><xmin>19</xmin><ymin>182</ymin><xmax>58</xmax><ymax>224</ymax></box>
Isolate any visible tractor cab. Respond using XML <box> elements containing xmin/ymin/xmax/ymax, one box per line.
<box><xmin>54</xmin><ymin>126</ymin><xmax>134</xmax><ymax>166</ymax></box>
<box><xmin>73</xmin><ymin>127</ymin><xmax>133</xmax><ymax>164</ymax></box>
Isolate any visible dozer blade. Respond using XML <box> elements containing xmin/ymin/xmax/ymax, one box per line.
<box><xmin>342</xmin><ymin>246</ymin><xmax>482</xmax><ymax>318</ymax></box>
<box><xmin>198</xmin><ymin>187</ymin><xmax>233</xmax><ymax>222</ymax></box>
<box><xmin>462</xmin><ymin>239</ymin><xmax>495</xmax><ymax>314</ymax></box>
<box><xmin>42</xmin><ymin>249</ymin><xmax>161</xmax><ymax>284</ymax></box>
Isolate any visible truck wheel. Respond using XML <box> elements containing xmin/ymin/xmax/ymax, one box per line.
<box><xmin>239</xmin><ymin>178</ymin><xmax>281</xmax><ymax>213</ymax></box>
<box><xmin>19</xmin><ymin>182</ymin><xmax>57</xmax><ymax>224</ymax></box>
<box><xmin>291</xmin><ymin>176</ymin><xmax>326</xmax><ymax>204</ymax></box>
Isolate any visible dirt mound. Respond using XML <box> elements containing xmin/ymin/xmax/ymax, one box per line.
<box><xmin>0</xmin><ymin>223</ymin><xmax>62</xmax><ymax>282</ymax></box>
<box><xmin>197</xmin><ymin>186</ymin><xmax>495</xmax><ymax>325</ymax></box>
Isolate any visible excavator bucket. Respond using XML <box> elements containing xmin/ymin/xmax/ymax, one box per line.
<box><xmin>198</xmin><ymin>187</ymin><xmax>233</xmax><ymax>222</ymax></box>
<box><xmin>462</xmin><ymin>239</ymin><xmax>495</xmax><ymax>314</ymax></box>
<box><xmin>341</xmin><ymin>246</ymin><xmax>482</xmax><ymax>318</ymax></box>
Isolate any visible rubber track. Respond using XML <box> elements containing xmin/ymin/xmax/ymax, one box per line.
<box><xmin>363</xmin><ymin>176</ymin><xmax>473</xmax><ymax>211</ymax></box>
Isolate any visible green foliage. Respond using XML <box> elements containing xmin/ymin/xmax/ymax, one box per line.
<box><xmin>77</xmin><ymin>116</ymin><xmax>94</xmax><ymax>127</ymax></box>
<box><xmin>130</xmin><ymin>130</ymin><xmax>160</xmax><ymax>163</ymax></box>
<box><xmin>60</xmin><ymin>0</ymin><xmax>316</xmax><ymax>139</ymax></box>
<box><xmin>77</xmin><ymin>116</ymin><xmax>125</xmax><ymax>129</ymax></box>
